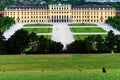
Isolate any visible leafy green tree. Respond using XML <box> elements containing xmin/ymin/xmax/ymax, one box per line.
<box><xmin>116</xmin><ymin>35</ymin><xmax>120</xmax><ymax>53</ymax></box>
<box><xmin>7</xmin><ymin>29</ymin><xmax>29</xmax><ymax>54</ymax></box>
<box><xmin>67</xmin><ymin>40</ymin><xmax>86</xmax><ymax>53</ymax></box>
<box><xmin>0</xmin><ymin>30</ymin><xmax>7</xmax><ymax>54</ymax></box>
<box><xmin>95</xmin><ymin>35</ymin><xmax>105</xmax><ymax>53</ymax></box>
<box><xmin>106</xmin><ymin>16</ymin><xmax>120</xmax><ymax>31</ymax></box>
<box><xmin>48</xmin><ymin>41</ymin><xmax>63</xmax><ymax>53</ymax></box>
<box><xmin>105</xmin><ymin>30</ymin><xmax>116</xmax><ymax>53</ymax></box>
<box><xmin>84</xmin><ymin>35</ymin><xmax>96</xmax><ymax>53</ymax></box>
<box><xmin>28</xmin><ymin>32</ymin><xmax>38</xmax><ymax>52</ymax></box>
<box><xmin>67</xmin><ymin>35</ymin><xmax>96</xmax><ymax>53</ymax></box>
<box><xmin>37</xmin><ymin>35</ymin><xmax>48</xmax><ymax>53</ymax></box>
<box><xmin>66</xmin><ymin>41</ymin><xmax>75</xmax><ymax>53</ymax></box>
<box><xmin>29</xmin><ymin>32</ymin><xmax>38</xmax><ymax>42</ymax></box>
<box><xmin>0</xmin><ymin>15</ymin><xmax>15</xmax><ymax>32</ymax></box>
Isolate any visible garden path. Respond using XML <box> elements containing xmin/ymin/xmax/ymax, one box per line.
<box><xmin>3</xmin><ymin>23</ymin><xmax>24</xmax><ymax>39</ymax></box>
<box><xmin>52</xmin><ymin>23</ymin><xmax>75</xmax><ymax>49</ymax></box>
<box><xmin>97</xmin><ymin>22</ymin><xmax>120</xmax><ymax>35</ymax></box>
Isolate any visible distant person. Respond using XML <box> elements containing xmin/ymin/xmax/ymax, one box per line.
<box><xmin>102</xmin><ymin>67</ymin><xmax>106</xmax><ymax>73</ymax></box>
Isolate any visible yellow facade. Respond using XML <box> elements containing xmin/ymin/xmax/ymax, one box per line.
<box><xmin>4</xmin><ymin>4</ymin><xmax>116</xmax><ymax>23</ymax></box>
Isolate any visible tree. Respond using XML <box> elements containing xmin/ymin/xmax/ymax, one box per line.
<box><xmin>106</xmin><ymin>16</ymin><xmax>120</xmax><ymax>31</ymax></box>
<box><xmin>105</xmin><ymin>30</ymin><xmax>116</xmax><ymax>53</ymax></box>
<box><xmin>95</xmin><ymin>35</ymin><xmax>105</xmax><ymax>53</ymax></box>
<box><xmin>29</xmin><ymin>32</ymin><xmax>38</xmax><ymax>52</ymax></box>
<box><xmin>84</xmin><ymin>35</ymin><xmax>96</xmax><ymax>53</ymax></box>
<box><xmin>66</xmin><ymin>35</ymin><xmax>96</xmax><ymax>53</ymax></box>
<box><xmin>29</xmin><ymin>32</ymin><xmax>38</xmax><ymax>42</ymax></box>
<box><xmin>116</xmin><ymin>35</ymin><xmax>120</xmax><ymax>53</ymax></box>
<box><xmin>0</xmin><ymin>15</ymin><xmax>15</xmax><ymax>32</ymax></box>
<box><xmin>37</xmin><ymin>35</ymin><xmax>48</xmax><ymax>53</ymax></box>
<box><xmin>67</xmin><ymin>40</ymin><xmax>86</xmax><ymax>53</ymax></box>
<box><xmin>48</xmin><ymin>41</ymin><xmax>63</xmax><ymax>53</ymax></box>
<box><xmin>0</xmin><ymin>30</ymin><xmax>7</xmax><ymax>54</ymax></box>
<box><xmin>7</xmin><ymin>29</ymin><xmax>29</xmax><ymax>54</ymax></box>
<box><xmin>66</xmin><ymin>41</ymin><xmax>75</xmax><ymax>53</ymax></box>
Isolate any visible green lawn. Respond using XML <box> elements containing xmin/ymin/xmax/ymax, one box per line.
<box><xmin>24</xmin><ymin>24</ymin><xmax>53</xmax><ymax>26</ymax></box>
<box><xmin>43</xmin><ymin>35</ymin><xmax>51</xmax><ymax>40</ymax></box>
<box><xmin>23</xmin><ymin>28</ymin><xmax>52</xmax><ymax>33</ymax></box>
<box><xmin>0</xmin><ymin>54</ymin><xmax>120</xmax><ymax>80</ymax></box>
<box><xmin>74</xmin><ymin>35</ymin><xmax>107</xmax><ymax>40</ymax></box>
<box><xmin>0</xmin><ymin>71</ymin><xmax>120</xmax><ymax>80</ymax></box>
<box><xmin>68</xmin><ymin>23</ymin><xmax>97</xmax><ymax>26</ymax></box>
<box><xmin>70</xmin><ymin>27</ymin><xmax>106</xmax><ymax>32</ymax></box>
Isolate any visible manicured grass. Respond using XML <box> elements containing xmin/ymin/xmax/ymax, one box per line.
<box><xmin>0</xmin><ymin>54</ymin><xmax>120</xmax><ymax>80</ymax></box>
<box><xmin>0</xmin><ymin>54</ymin><xmax>120</xmax><ymax>71</ymax></box>
<box><xmin>70</xmin><ymin>27</ymin><xmax>106</xmax><ymax>32</ymax></box>
<box><xmin>68</xmin><ymin>23</ymin><xmax>97</xmax><ymax>26</ymax></box>
<box><xmin>43</xmin><ymin>35</ymin><xmax>51</xmax><ymax>40</ymax></box>
<box><xmin>74</xmin><ymin>35</ymin><xmax>107</xmax><ymax>40</ymax></box>
<box><xmin>0</xmin><ymin>71</ymin><xmax>120</xmax><ymax>80</ymax></box>
<box><xmin>24</xmin><ymin>24</ymin><xmax>53</xmax><ymax>26</ymax></box>
<box><xmin>23</xmin><ymin>28</ymin><xmax>52</xmax><ymax>33</ymax></box>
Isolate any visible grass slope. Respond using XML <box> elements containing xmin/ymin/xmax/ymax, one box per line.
<box><xmin>68</xmin><ymin>23</ymin><xmax>97</xmax><ymax>26</ymax></box>
<box><xmin>0</xmin><ymin>71</ymin><xmax>120</xmax><ymax>80</ymax></box>
<box><xmin>23</xmin><ymin>28</ymin><xmax>52</xmax><ymax>33</ymax></box>
<box><xmin>0</xmin><ymin>54</ymin><xmax>120</xmax><ymax>80</ymax></box>
<box><xmin>70</xmin><ymin>27</ymin><xmax>106</xmax><ymax>32</ymax></box>
<box><xmin>24</xmin><ymin>24</ymin><xmax>53</xmax><ymax>26</ymax></box>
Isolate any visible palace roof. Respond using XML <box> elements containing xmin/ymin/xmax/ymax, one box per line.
<box><xmin>5</xmin><ymin>5</ymin><xmax>115</xmax><ymax>10</ymax></box>
<box><xmin>72</xmin><ymin>5</ymin><xmax>115</xmax><ymax>10</ymax></box>
<box><xmin>5</xmin><ymin>6</ymin><xmax>48</xmax><ymax>10</ymax></box>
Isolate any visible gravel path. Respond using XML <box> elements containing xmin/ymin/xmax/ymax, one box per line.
<box><xmin>3</xmin><ymin>23</ymin><xmax>24</xmax><ymax>39</ymax></box>
<box><xmin>97</xmin><ymin>22</ymin><xmax>120</xmax><ymax>35</ymax></box>
<box><xmin>52</xmin><ymin>23</ymin><xmax>75</xmax><ymax>49</ymax></box>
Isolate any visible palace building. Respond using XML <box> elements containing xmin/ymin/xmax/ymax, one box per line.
<box><xmin>4</xmin><ymin>4</ymin><xmax>116</xmax><ymax>23</ymax></box>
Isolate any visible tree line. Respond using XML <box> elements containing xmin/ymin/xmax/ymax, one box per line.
<box><xmin>67</xmin><ymin>31</ymin><xmax>120</xmax><ymax>53</ymax></box>
<box><xmin>3</xmin><ymin>29</ymin><xmax>63</xmax><ymax>54</ymax></box>
<box><xmin>0</xmin><ymin>29</ymin><xmax>120</xmax><ymax>54</ymax></box>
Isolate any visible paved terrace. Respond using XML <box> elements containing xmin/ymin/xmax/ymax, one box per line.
<box><xmin>51</xmin><ymin>23</ymin><xmax>74</xmax><ymax>49</ymax></box>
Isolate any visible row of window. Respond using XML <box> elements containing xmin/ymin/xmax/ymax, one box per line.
<box><xmin>20</xmin><ymin>20</ymin><xmax>44</xmax><ymax>22</ymax></box>
<box><xmin>13</xmin><ymin>15</ymin><xmax>111</xmax><ymax>19</ymax></box>
<box><xmin>52</xmin><ymin>16</ymin><xmax>69</xmax><ymax>19</ymax></box>
<box><xmin>72</xmin><ymin>12</ymin><xmax>113</xmax><ymax>15</ymax></box>
<box><xmin>7</xmin><ymin>11</ymin><xmax>114</xmax><ymax>15</ymax></box>
<box><xmin>18</xmin><ymin>19</ymin><xmax>104</xmax><ymax>22</ymax></box>
<box><xmin>72</xmin><ymin>16</ymin><xmax>111</xmax><ymax>18</ymax></box>
<box><xmin>21</xmin><ymin>16</ymin><xmax>48</xmax><ymax>19</ymax></box>
<box><xmin>75</xmin><ymin>20</ymin><xmax>104</xmax><ymax>22</ymax></box>
<box><xmin>7</xmin><ymin>7</ymin><xmax>114</xmax><ymax>11</ymax></box>
<box><xmin>50</xmin><ymin>7</ymin><xmax>69</xmax><ymax>10</ymax></box>
<box><xmin>73</xmin><ymin>8</ymin><xmax>114</xmax><ymax>10</ymax></box>
<box><xmin>8</xmin><ymin>8</ymin><xmax>47</xmax><ymax>10</ymax></box>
